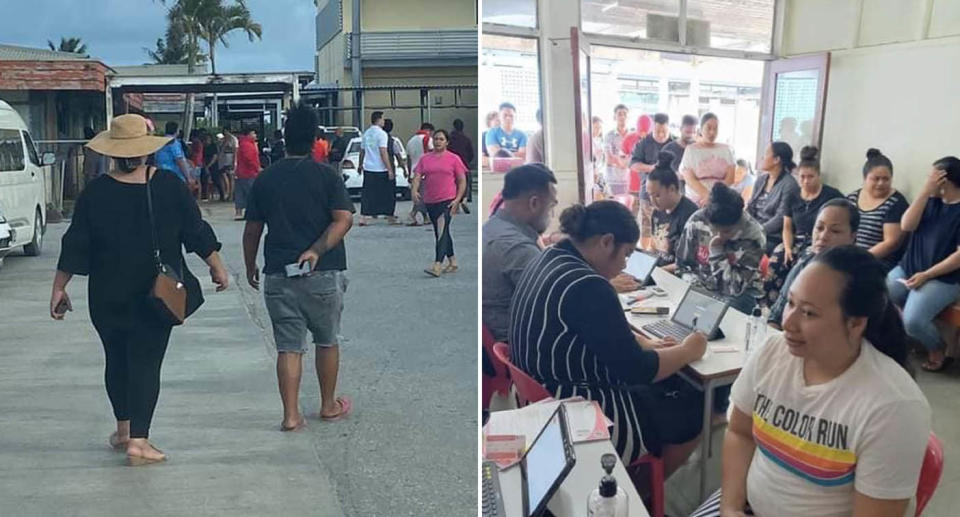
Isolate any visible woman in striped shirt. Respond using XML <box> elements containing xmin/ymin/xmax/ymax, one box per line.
<box><xmin>846</xmin><ymin>148</ymin><xmax>909</xmax><ymax>271</ymax></box>
<box><xmin>509</xmin><ymin>201</ymin><xmax>707</xmax><ymax>473</ymax></box>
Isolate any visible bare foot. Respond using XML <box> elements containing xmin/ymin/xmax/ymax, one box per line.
<box><xmin>109</xmin><ymin>431</ymin><xmax>129</xmax><ymax>451</ymax></box>
<box><xmin>127</xmin><ymin>439</ymin><xmax>166</xmax><ymax>465</ymax></box>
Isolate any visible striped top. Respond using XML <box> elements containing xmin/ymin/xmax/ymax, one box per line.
<box><xmin>846</xmin><ymin>189</ymin><xmax>909</xmax><ymax>270</ymax></box>
<box><xmin>731</xmin><ymin>335</ymin><xmax>930</xmax><ymax>517</ymax></box>
<box><xmin>508</xmin><ymin>240</ymin><xmax>660</xmax><ymax>462</ymax></box>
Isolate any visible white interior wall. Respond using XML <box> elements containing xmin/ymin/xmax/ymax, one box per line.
<box><xmin>783</xmin><ymin>0</ymin><xmax>960</xmax><ymax>198</ymax></box>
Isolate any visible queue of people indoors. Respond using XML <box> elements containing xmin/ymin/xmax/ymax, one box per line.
<box><xmin>483</xmin><ymin>106</ymin><xmax>957</xmax><ymax>515</ymax></box>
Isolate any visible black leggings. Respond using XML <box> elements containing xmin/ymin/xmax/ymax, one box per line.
<box><xmin>426</xmin><ymin>200</ymin><xmax>454</xmax><ymax>262</ymax></box>
<box><xmin>93</xmin><ymin>307</ymin><xmax>173</xmax><ymax>439</ymax></box>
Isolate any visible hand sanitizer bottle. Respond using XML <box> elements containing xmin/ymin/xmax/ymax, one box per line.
<box><xmin>587</xmin><ymin>453</ymin><xmax>628</xmax><ymax>517</ymax></box>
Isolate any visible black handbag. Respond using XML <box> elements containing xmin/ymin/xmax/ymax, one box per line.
<box><xmin>144</xmin><ymin>167</ymin><xmax>188</xmax><ymax>326</ymax></box>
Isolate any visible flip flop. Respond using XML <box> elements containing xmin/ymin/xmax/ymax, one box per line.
<box><xmin>320</xmin><ymin>396</ymin><xmax>353</xmax><ymax>421</ymax></box>
<box><xmin>280</xmin><ymin>417</ymin><xmax>307</xmax><ymax>432</ymax></box>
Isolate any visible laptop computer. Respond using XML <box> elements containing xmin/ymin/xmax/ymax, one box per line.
<box><xmin>520</xmin><ymin>404</ymin><xmax>577</xmax><ymax>517</ymax></box>
<box><xmin>641</xmin><ymin>287</ymin><xmax>729</xmax><ymax>341</ymax></box>
<box><xmin>623</xmin><ymin>250</ymin><xmax>658</xmax><ymax>286</ymax></box>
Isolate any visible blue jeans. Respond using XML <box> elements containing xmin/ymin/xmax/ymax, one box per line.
<box><xmin>886</xmin><ymin>266</ymin><xmax>960</xmax><ymax>352</ymax></box>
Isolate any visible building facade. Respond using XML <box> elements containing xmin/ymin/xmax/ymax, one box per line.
<box><xmin>314</xmin><ymin>0</ymin><xmax>478</xmax><ymax>162</ymax></box>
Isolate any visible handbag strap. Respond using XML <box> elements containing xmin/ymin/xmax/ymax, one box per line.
<box><xmin>144</xmin><ymin>166</ymin><xmax>162</xmax><ymax>273</ymax></box>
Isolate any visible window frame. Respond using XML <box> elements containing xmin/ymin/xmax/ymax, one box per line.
<box><xmin>0</xmin><ymin>128</ymin><xmax>26</xmax><ymax>173</ymax></box>
<box><xmin>21</xmin><ymin>131</ymin><xmax>40</xmax><ymax>167</ymax></box>
<box><xmin>581</xmin><ymin>0</ymin><xmax>783</xmax><ymax>61</ymax></box>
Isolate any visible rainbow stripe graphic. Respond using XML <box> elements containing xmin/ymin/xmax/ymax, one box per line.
<box><xmin>752</xmin><ymin>413</ymin><xmax>856</xmax><ymax>487</ymax></box>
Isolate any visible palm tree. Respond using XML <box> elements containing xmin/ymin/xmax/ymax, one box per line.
<box><xmin>47</xmin><ymin>37</ymin><xmax>88</xmax><ymax>56</ymax></box>
<box><xmin>157</xmin><ymin>0</ymin><xmax>262</xmax><ymax>136</ymax></box>
<box><xmin>143</xmin><ymin>19</ymin><xmax>207</xmax><ymax>65</ymax></box>
<box><xmin>200</xmin><ymin>1</ymin><xmax>262</xmax><ymax>75</ymax></box>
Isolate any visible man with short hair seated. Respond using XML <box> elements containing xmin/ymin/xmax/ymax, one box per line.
<box><xmin>482</xmin><ymin>163</ymin><xmax>558</xmax><ymax>343</ymax></box>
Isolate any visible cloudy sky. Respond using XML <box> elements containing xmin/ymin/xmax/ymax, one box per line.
<box><xmin>0</xmin><ymin>0</ymin><xmax>316</xmax><ymax>72</ymax></box>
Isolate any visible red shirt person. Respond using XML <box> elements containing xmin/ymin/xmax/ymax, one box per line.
<box><xmin>233</xmin><ymin>128</ymin><xmax>262</xmax><ymax>219</ymax></box>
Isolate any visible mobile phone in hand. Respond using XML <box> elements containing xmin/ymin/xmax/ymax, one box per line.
<box><xmin>284</xmin><ymin>261</ymin><xmax>312</xmax><ymax>278</ymax></box>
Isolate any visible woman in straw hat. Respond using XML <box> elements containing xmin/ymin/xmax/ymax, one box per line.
<box><xmin>50</xmin><ymin>114</ymin><xmax>230</xmax><ymax>466</ymax></box>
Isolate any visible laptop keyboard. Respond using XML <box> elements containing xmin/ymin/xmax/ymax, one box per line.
<box><xmin>643</xmin><ymin>319</ymin><xmax>691</xmax><ymax>341</ymax></box>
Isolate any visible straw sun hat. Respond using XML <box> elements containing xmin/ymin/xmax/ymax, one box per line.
<box><xmin>85</xmin><ymin>114</ymin><xmax>172</xmax><ymax>158</ymax></box>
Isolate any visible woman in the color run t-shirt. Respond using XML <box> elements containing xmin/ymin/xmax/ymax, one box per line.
<box><xmin>412</xmin><ymin>129</ymin><xmax>467</xmax><ymax>278</ymax></box>
<box><xmin>680</xmin><ymin>112</ymin><xmax>736</xmax><ymax>206</ymax></box>
<box><xmin>690</xmin><ymin>246</ymin><xmax>930</xmax><ymax>517</ymax></box>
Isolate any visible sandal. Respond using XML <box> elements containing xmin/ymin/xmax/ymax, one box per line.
<box><xmin>126</xmin><ymin>443</ymin><xmax>167</xmax><ymax>466</ymax></box>
<box><xmin>280</xmin><ymin>417</ymin><xmax>307</xmax><ymax>432</ymax></box>
<box><xmin>921</xmin><ymin>356</ymin><xmax>953</xmax><ymax>372</ymax></box>
<box><xmin>443</xmin><ymin>264</ymin><xmax>459</xmax><ymax>274</ymax></box>
<box><xmin>320</xmin><ymin>396</ymin><xmax>353</xmax><ymax>421</ymax></box>
<box><xmin>424</xmin><ymin>266</ymin><xmax>443</xmax><ymax>278</ymax></box>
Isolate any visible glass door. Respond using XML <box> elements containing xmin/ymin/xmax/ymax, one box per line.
<box><xmin>571</xmin><ymin>27</ymin><xmax>594</xmax><ymax>204</ymax></box>
<box><xmin>758</xmin><ymin>53</ymin><xmax>830</xmax><ymax>164</ymax></box>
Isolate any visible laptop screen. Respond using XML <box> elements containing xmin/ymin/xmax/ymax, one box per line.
<box><xmin>524</xmin><ymin>409</ymin><xmax>567</xmax><ymax>515</ymax></box>
<box><xmin>623</xmin><ymin>251</ymin><xmax>657</xmax><ymax>282</ymax></box>
<box><xmin>673</xmin><ymin>289</ymin><xmax>726</xmax><ymax>334</ymax></box>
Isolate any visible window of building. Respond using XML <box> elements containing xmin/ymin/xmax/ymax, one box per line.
<box><xmin>480</xmin><ymin>34</ymin><xmax>542</xmax><ymax>172</ymax></box>
<box><xmin>590</xmin><ymin>47</ymin><xmax>763</xmax><ymax>166</ymax></box>
<box><xmin>582</xmin><ymin>0</ymin><xmax>775</xmax><ymax>55</ymax></box>
<box><xmin>482</xmin><ymin>0</ymin><xmax>537</xmax><ymax>29</ymax></box>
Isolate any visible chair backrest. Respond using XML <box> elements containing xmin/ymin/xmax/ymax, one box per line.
<box><xmin>916</xmin><ymin>432</ymin><xmax>944</xmax><ymax>516</ymax></box>
<box><xmin>492</xmin><ymin>342</ymin><xmax>551</xmax><ymax>406</ymax></box>
<box><xmin>482</xmin><ymin>324</ymin><xmax>509</xmax><ymax>379</ymax></box>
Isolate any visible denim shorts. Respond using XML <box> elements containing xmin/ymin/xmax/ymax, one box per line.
<box><xmin>263</xmin><ymin>270</ymin><xmax>348</xmax><ymax>353</ymax></box>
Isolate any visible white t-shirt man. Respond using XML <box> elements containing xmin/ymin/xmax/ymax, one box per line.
<box><xmin>406</xmin><ymin>132</ymin><xmax>433</xmax><ymax>170</ymax></box>
<box><xmin>730</xmin><ymin>336</ymin><xmax>930</xmax><ymax>517</ymax></box>
<box><xmin>362</xmin><ymin>124</ymin><xmax>389</xmax><ymax>172</ymax></box>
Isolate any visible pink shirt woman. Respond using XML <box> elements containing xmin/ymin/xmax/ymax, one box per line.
<box><xmin>412</xmin><ymin>130</ymin><xmax>468</xmax><ymax>277</ymax></box>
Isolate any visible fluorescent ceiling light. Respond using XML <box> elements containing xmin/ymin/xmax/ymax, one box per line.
<box><xmin>602</xmin><ymin>2</ymin><xmax>618</xmax><ymax>12</ymax></box>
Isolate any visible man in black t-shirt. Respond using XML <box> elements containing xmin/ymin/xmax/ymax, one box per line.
<box><xmin>242</xmin><ymin>104</ymin><xmax>356</xmax><ymax>431</ymax></box>
<box><xmin>647</xmin><ymin>164</ymin><xmax>698</xmax><ymax>272</ymax></box>
<box><xmin>630</xmin><ymin>113</ymin><xmax>673</xmax><ymax>244</ymax></box>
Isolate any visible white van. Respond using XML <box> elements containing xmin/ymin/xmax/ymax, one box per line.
<box><xmin>0</xmin><ymin>99</ymin><xmax>52</xmax><ymax>259</ymax></box>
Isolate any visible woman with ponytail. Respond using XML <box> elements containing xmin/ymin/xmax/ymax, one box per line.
<box><xmin>509</xmin><ymin>200</ymin><xmax>707</xmax><ymax>473</ymax></box>
<box><xmin>846</xmin><ymin>148</ymin><xmax>910</xmax><ymax>271</ymax></box>
<box><xmin>747</xmin><ymin>141</ymin><xmax>800</xmax><ymax>255</ymax></box>
<box><xmin>646</xmin><ymin>150</ymin><xmax>698</xmax><ymax>272</ymax></box>
<box><xmin>692</xmin><ymin>245</ymin><xmax>930</xmax><ymax>517</ymax></box>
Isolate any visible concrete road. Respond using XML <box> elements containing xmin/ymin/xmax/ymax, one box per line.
<box><xmin>0</xmin><ymin>200</ymin><xmax>477</xmax><ymax>516</ymax></box>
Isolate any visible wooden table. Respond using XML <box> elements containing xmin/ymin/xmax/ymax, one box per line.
<box><xmin>498</xmin><ymin>438</ymin><xmax>651</xmax><ymax>517</ymax></box>
<box><xmin>623</xmin><ymin>268</ymin><xmax>761</xmax><ymax>501</ymax></box>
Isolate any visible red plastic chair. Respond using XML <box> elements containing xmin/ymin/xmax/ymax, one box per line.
<box><xmin>491</xmin><ymin>343</ymin><xmax>551</xmax><ymax>406</ymax></box>
<box><xmin>916</xmin><ymin>432</ymin><xmax>944</xmax><ymax>516</ymax></box>
<box><xmin>482</xmin><ymin>325</ymin><xmax>512</xmax><ymax>410</ymax></box>
<box><xmin>628</xmin><ymin>455</ymin><xmax>665</xmax><ymax>517</ymax></box>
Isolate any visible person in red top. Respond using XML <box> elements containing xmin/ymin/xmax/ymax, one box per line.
<box><xmin>312</xmin><ymin>129</ymin><xmax>330</xmax><ymax>164</ymax></box>
<box><xmin>411</xmin><ymin>129</ymin><xmax>467</xmax><ymax>277</ymax></box>
<box><xmin>234</xmin><ymin>127</ymin><xmax>262</xmax><ymax>220</ymax></box>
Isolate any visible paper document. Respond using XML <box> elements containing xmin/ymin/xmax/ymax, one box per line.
<box><xmin>482</xmin><ymin>398</ymin><xmax>613</xmax><ymax>468</ymax></box>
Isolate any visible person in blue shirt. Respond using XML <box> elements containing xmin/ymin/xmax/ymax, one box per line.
<box><xmin>153</xmin><ymin>121</ymin><xmax>194</xmax><ymax>187</ymax></box>
<box><xmin>484</xmin><ymin>102</ymin><xmax>528</xmax><ymax>159</ymax></box>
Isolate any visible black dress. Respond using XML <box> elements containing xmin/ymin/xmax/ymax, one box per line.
<box><xmin>57</xmin><ymin>169</ymin><xmax>221</xmax><ymax>438</ymax></box>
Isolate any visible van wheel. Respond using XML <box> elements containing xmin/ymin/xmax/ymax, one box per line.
<box><xmin>23</xmin><ymin>211</ymin><xmax>42</xmax><ymax>256</ymax></box>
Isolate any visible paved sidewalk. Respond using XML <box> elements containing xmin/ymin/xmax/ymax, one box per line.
<box><xmin>0</xmin><ymin>200</ymin><xmax>477</xmax><ymax>516</ymax></box>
